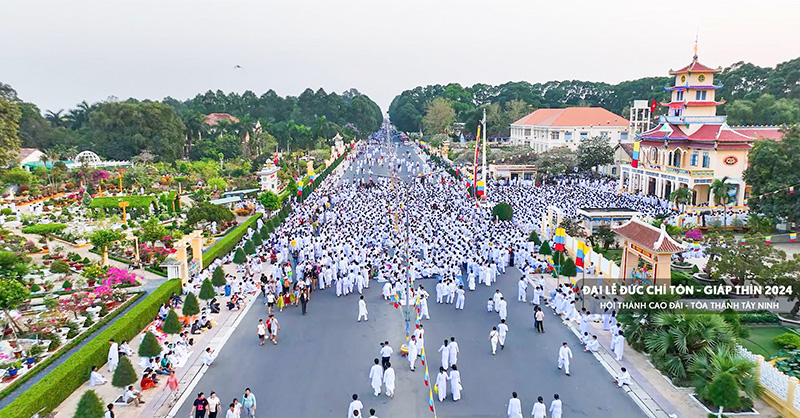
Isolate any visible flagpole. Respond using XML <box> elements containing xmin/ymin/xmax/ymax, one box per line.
<box><xmin>481</xmin><ymin>108</ymin><xmax>487</xmax><ymax>199</ymax></box>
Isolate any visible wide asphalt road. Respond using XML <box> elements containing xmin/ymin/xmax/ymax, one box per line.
<box><xmin>176</xmin><ymin>140</ymin><xmax>645</xmax><ymax>418</ymax></box>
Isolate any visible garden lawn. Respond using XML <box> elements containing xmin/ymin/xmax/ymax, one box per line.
<box><xmin>741</xmin><ymin>325</ymin><xmax>800</xmax><ymax>359</ymax></box>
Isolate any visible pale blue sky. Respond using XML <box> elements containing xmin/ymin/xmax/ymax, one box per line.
<box><xmin>1</xmin><ymin>0</ymin><xmax>798</xmax><ymax>113</ymax></box>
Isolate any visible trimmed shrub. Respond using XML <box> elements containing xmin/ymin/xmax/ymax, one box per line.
<box><xmin>538</xmin><ymin>241</ymin><xmax>552</xmax><ymax>256</ymax></box>
<box><xmin>50</xmin><ymin>260</ymin><xmax>70</xmax><ymax>274</ymax></box>
<box><xmin>111</xmin><ymin>356</ymin><xmax>136</xmax><ymax>388</ymax></box>
<box><xmin>244</xmin><ymin>240</ymin><xmax>255</xmax><ymax>255</ymax></box>
<box><xmin>198</xmin><ymin>279</ymin><xmax>215</xmax><ymax>301</ymax></box>
<box><xmin>74</xmin><ymin>390</ymin><xmax>105</xmax><ymax>418</ymax></box>
<box><xmin>561</xmin><ymin>257</ymin><xmax>577</xmax><ymax>277</ymax></box>
<box><xmin>252</xmin><ymin>232</ymin><xmax>263</xmax><ymax>247</ymax></box>
<box><xmin>528</xmin><ymin>231</ymin><xmax>541</xmax><ymax>245</ymax></box>
<box><xmin>162</xmin><ymin>309</ymin><xmax>182</xmax><ymax>335</ymax></box>
<box><xmin>774</xmin><ymin>332</ymin><xmax>800</xmax><ymax>350</ymax></box>
<box><xmin>233</xmin><ymin>248</ymin><xmax>246</xmax><ymax>264</ymax></box>
<box><xmin>138</xmin><ymin>331</ymin><xmax>161</xmax><ymax>358</ymax></box>
<box><xmin>183</xmin><ymin>293</ymin><xmax>200</xmax><ymax>317</ymax></box>
<box><xmin>21</xmin><ymin>223</ymin><xmax>67</xmax><ymax>235</ymax></box>
<box><xmin>211</xmin><ymin>267</ymin><xmax>226</xmax><ymax>287</ymax></box>
<box><xmin>491</xmin><ymin>203</ymin><xmax>513</xmax><ymax>221</ymax></box>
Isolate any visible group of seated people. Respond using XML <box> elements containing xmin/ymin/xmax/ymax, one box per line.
<box><xmin>189</xmin><ymin>315</ymin><xmax>213</xmax><ymax>334</ymax></box>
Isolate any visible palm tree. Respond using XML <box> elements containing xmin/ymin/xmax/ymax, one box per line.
<box><xmin>44</xmin><ymin>110</ymin><xmax>67</xmax><ymax>128</ymax></box>
<box><xmin>644</xmin><ymin>312</ymin><xmax>737</xmax><ymax>383</ymax></box>
<box><xmin>66</xmin><ymin>101</ymin><xmax>92</xmax><ymax>129</ymax></box>
<box><xmin>711</xmin><ymin>176</ymin><xmax>732</xmax><ymax>230</ymax></box>
<box><xmin>669</xmin><ymin>187</ymin><xmax>692</xmax><ymax>214</ymax></box>
<box><xmin>688</xmin><ymin>348</ymin><xmax>762</xmax><ymax>414</ymax></box>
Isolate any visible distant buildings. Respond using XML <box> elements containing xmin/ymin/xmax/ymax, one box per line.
<box><xmin>509</xmin><ymin>107</ymin><xmax>629</xmax><ymax>152</ymax></box>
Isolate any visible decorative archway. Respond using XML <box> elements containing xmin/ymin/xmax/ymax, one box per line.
<box><xmin>612</xmin><ymin>219</ymin><xmax>685</xmax><ymax>285</ymax></box>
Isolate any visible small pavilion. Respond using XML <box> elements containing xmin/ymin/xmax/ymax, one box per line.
<box><xmin>612</xmin><ymin>218</ymin><xmax>685</xmax><ymax>286</ymax></box>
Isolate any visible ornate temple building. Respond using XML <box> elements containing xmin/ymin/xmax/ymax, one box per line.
<box><xmin>618</xmin><ymin>54</ymin><xmax>781</xmax><ymax>208</ymax></box>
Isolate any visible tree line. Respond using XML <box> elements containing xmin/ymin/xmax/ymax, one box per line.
<box><xmin>0</xmin><ymin>83</ymin><xmax>382</xmax><ymax>166</ymax></box>
<box><xmin>389</xmin><ymin>56</ymin><xmax>800</xmax><ymax>134</ymax></box>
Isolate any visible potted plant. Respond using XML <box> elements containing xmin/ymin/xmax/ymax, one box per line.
<box><xmin>6</xmin><ymin>361</ymin><xmax>21</xmax><ymax>377</ymax></box>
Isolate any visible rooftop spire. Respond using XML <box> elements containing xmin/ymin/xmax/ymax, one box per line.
<box><xmin>692</xmin><ymin>30</ymin><xmax>699</xmax><ymax>61</ymax></box>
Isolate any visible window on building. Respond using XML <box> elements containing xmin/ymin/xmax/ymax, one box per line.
<box><xmin>620</xmin><ymin>132</ymin><xmax>628</xmax><ymax>140</ymax></box>
<box><xmin>691</xmin><ymin>152</ymin><xmax>698</xmax><ymax>166</ymax></box>
<box><xmin>579</xmin><ymin>132</ymin><xmax>588</xmax><ymax>139</ymax></box>
<box><xmin>676</xmin><ymin>91</ymin><xmax>684</xmax><ymax>101</ymax></box>
<box><xmin>550</xmin><ymin>131</ymin><xmax>560</xmax><ymax>140</ymax></box>
<box><xmin>695</xmin><ymin>91</ymin><xmax>707</xmax><ymax>101</ymax></box>
<box><xmin>611</xmin><ymin>167</ymin><xmax>617</xmax><ymax>175</ymax></box>
<box><xmin>702</xmin><ymin>152</ymin><xmax>710</xmax><ymax>168</ymax></box>
<box><xmin>565</xmin><ymin>132</ymin><xmax>572</xmax><ymax>141</ymax></box>
<box><xmin>524</xmin><ymin>128</ymin><xmax>531</xmax><ymax>136</ymax></box>
<box><xmin>673</xmin><ymin>152</ymin><xmax>681</xmax><ymax>168</ymax></box>
<box><xmin>599</xmin><ymin>131</ymin><xmax>609</xmax><ymax>138</ymax></box>
<box><xmin>673</xmin><ymin>108</ymin><xmax>682</xmax><ymax>117</ymax></box>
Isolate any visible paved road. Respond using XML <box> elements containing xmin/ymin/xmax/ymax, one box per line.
<box><xmin>176</xmin><ymin>141</ymin><xmax>644</xmax><ymax>418</ymax></box>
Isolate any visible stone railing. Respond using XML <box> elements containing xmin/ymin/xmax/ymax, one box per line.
<box><xmin>737</xmin><ymin>345</ymin><xmax>800</xmax><ymax>418</ymax></box>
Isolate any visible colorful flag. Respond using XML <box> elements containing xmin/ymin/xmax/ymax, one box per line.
<box><xmin>790</xmin><ymin>233</ymin><xmax>797</xmax><ymax>242</ymax></box>
<box><xmin>575</xmin><ymin>242</ymin><xmax>586</xmax><ymax>267</ymax></box>
<box><xmin>476</xmin><ymin>180</ymin><xmax>485</xmax><ymax>197</ymax></box>
<box><xmin>650</xmin><ymin>98</ymin><xmax>658</xmax><ymax>114</ymax></box>
<box><xmin>791</xmin><ymin>186</ymin><xmax>795</xmax><ymax>194</ymax></box>
<box><xmin>693</xmin><ymin>242</ymin><xmax>701</xmax><ymax>251</ymax></box>
<box><xmin>743</xmin><ymin>198</ymin><xmax>748</xmax><ymax>206</ymax></box>
<box><xmin>631</xmin><ymin>141</ymin><xmax>640</xmax><ymax>168</ymax></box>
<box><xmin>765</xmin><ymin>235</ymin><xmax>772</xmax><ymax>244</ymax></box>
<box><xmin>554</xmin><ymin>228</ymin><xmax>566</xmax><ymax>252</ymax></box>
<box><xmin>739</xmin><ymin>238</ymin><xmax>746</xmax><ymax>245</ymax></box>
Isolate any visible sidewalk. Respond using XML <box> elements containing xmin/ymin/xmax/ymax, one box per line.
<box><xmin>540</xmin><ymin>268</ymin><xmax>778</xmax><ymax>418</ymax></box>
<box><xmin>52</xmin><ymin>261</ymin><xmax>268</xmax><ymax>418</ymax></box>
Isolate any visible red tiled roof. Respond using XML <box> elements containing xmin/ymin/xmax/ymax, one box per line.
<box><xmin>511</xmin><ymin>107</ymin><xmax>628</xmax><ymax>128</ymax></box>
<box><xmin>18</xmin><ymin>148</ymin><xmax>41</xmax><ymax>160</ymax></box>
<box><xmin>204</xmin><ymin>113</ymin><xmax>239</xmax><ymax>126</ymax></box>
<box><xmin>669</xmin><ymin>59</ymin><xmax>720</xmax><ymax>75</ymax></box>
<box><xmin>612</xmin><ymin>218</ymin><xmax>684</xmax><ymax>253</ymax></box>
<box><xmin>688</xmin><ymin>124</ymin><xmax>755</xmax><ymax>142</ymax></box>
<box><xmin>731</xmin><ymin>127</ymin><xmax>784</xmax><ymax>141</ymax></box>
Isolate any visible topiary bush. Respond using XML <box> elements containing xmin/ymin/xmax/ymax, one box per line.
<box><xmin>138</xmin><ymin>331</ymin><xmax>161</xmax><ymax>358</ymax></box>
<box><xmin>162</xmin><ymin>309</ymin><xmax>182</xmax><ymax>334</ymax></box>
<box><xmin>233</xmin><ymin>247</ymin><xmax>246</xmax><ymax>264</ymax></box>
<box><xmin>243</xmin><ymin>240</ymin><xmax>255</xmax><ymax>255</ymax></box>
<box><xmin>183</xmin><ymin>292</ymin><xmax>200</xmax><ymax>316</ymax></box>
<box><xmin>198</xmin><ymin>279</ymin><xmax>215</xmax><ymax>301</ymax></box>
<box><xmin>561</xmin><ymin>257</ymin><xmax>577</xmax><ymax>277</ymax></box>
<box><xmin>74</xmin><ymin>389</ymin><xmax>105</xmax><ymax>418</ymax></box>
<box><xmin>491</xmin><ymin>202</ymin><xmax>513</xmax><ymax>221</ymax></box>
<box><xmin>528</xmin><ymin>231</ymin><xmax>541</xmax><ymax>245</ymax></box>
<box><xmin>111</xmin><ymin>356</ymin><xmax>137</xmax><ymax>388</ymax></box>
<box><xmin>211</xmin><ymin>267</ymin><xmax>226</xmax><ymax>287</ymax></box>
<box><xmin>538</xmin><ymin>241</ymin><xmax>552</xmax><ymax>256</ymax></box>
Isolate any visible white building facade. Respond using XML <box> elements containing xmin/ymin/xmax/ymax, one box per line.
<box><xmin>509</xmin><ymin>107</ymin><xmax>630</xmax><ymax>152</ymax></box>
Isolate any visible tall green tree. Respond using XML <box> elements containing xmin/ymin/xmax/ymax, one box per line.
<box><xmin>576</xmin><ymin>136</ymin><xmax>614</xmax><ymax>172</ymax></box>
<box><xmin>422</xmin><ymin>98</ymin><xmax>455</xmax><ymax>136</ymax></box>
<box><xmin>744</xmin><ymin>126</ymin><xmax>800</xmax><ymax>223</ymax></box>
<box><xmin>0</xmin><ymin>97</ymin><xmax>22</xmax><ymax>167</ymax></box>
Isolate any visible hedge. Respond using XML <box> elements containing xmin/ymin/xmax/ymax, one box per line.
<box><xmin>202</xmin><ymin>213</ymin><xmax>262</xmax><ymax>269</ymax></box>
<box><xmin>0</xmin><ymin>291</ymin><xmax>144</xmax><ymax>404</ymax></box>
<box><xmin>88</xmin><ymin>196</ymin><xmax>155</xmax><ymax>209</ymax></box>
<box><xmin>0</xmin><ymin>280</ymin><xmax>180</xmax><ymax>418</ymax></box>
<box><xmin>21</xmin><ymin>223</ymin><xmax>67</xmax><ymax>235</ymax></box>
